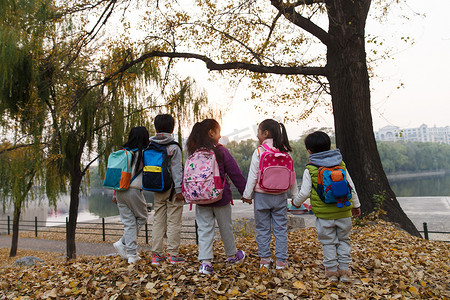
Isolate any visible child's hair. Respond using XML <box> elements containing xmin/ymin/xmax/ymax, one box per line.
<box><xmin>123</xmin><ymin>126</ymin><xmax>150</xmax><ymax>174</ymax></box>
<box><xmin>186</xmin><ymin>119</ymin><xmax>222</xmax><ymax>158</ymax></box>
<box><xmin>259</xmin><ymin>119</ymin><xmax>292</xmax><ymax>152</ymax></box>
<box><xmin>304</xmin><ymin>131</ymin><xmax>331</xmax><ymax>153</ymax></box>
<box><xmin>154</xmin><ymin>114</ymin><xmax>175</xmax><ymax>133</ymax></box>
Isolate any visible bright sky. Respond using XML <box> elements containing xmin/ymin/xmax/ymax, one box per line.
<box><xmin>175</xmin><ymin>0</ymin><xmax>450</xmax><ymax>139</ymax></box>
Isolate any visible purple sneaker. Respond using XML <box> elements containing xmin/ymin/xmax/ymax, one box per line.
<box><xmin>199</xmin><ymin>262</ymin><xmax>213</xmax><ymax>275</ymax></box>
<box><xmin>227</xmin><ymin>250</ymin><xmax>246</xmax><ymax>264</ymax></box>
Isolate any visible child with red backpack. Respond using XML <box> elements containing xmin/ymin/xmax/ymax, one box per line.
<box><xmin>241</xmin><ymin>119</ymin><xmax>298</xmax><ymax>270</ymax></box>
<box><xmin>292</xmin><ymin>131</ymin><xmax>361</xmax><ymax>283</ymax></box>
<box><xmin>183</xmin><ymin>119</ymin><xmax>247</xmax><ymax>275</ymax></box>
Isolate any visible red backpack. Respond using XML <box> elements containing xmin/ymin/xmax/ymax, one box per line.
<box><xmin>257</xmin><ymin>144</ymin><xmax>296</xmax><ymax>193</ymax></box>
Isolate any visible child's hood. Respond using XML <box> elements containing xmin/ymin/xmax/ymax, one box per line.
<box><xmin>309</xmin><ymin>149</ymin><xmax>342</xmax><ymax>167</ymax></box>
<box><xmin>149</xmin><ymin>132</ymin><xmax>175</xmax><ymax>144</ymax></box>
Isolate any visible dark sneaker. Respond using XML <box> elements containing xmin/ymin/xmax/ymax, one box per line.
<box><xmin>151</xmin><ymin>253</ymin><xmax>165</xmax><ymax>265</ymax></box>
<box><xmin>226</xmin><ymin>250</ymin><xmax>246</xmax><ymax>264</ymax></box>
<box><xmin>167</xmin><ymin>254</ymin><xmax>185</xmax><ymax>264</ymax></box>
<box><xmin>198</xmin><ymin>262</ymin><xmax>213</xmax><ymax>275</ymax></box>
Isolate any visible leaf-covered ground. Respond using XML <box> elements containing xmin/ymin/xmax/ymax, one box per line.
<box><xmin>1</xmin><ymin>220</ymin><xmax>449</xmax><ymax>299</ymax></box>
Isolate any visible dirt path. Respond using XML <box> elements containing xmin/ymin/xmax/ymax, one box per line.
<box><xmin>0</xmin><ymin>235</ymin><xmax>152</xmax><ymax>257</ymax></box>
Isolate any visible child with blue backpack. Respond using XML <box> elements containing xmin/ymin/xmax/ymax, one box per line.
<box><xmin>241</xmin><ymin>119</ymin><xmax>298</xmax><ymax>270</ymax></box>
<box><xmin>184</xmin><ymin>119</ymin><xmax>247</xmax><ymax>275</ymax></box>
<box><xmin>293</xmin><ymin>131</ymin><xmax>361</xmax><ymax>283</ymax></box>
<box><xmin>112</xmin><ymin>126</ymin><xmax>150</xmax><ymax>264</ymax></box>
<box><xmin>148</xmin><ymin>114</ymin><xmax>185</xmax><ymax>265</ymax></box>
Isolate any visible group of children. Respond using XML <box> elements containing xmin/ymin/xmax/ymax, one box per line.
<box><xmin>112</xmin><ymin>114</ymin><xmax>361</xmax><ymax>283</ymax></box>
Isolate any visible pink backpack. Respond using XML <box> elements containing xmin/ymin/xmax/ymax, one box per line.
<box><xmin>182</xmin><ymin>149</ymin><xmax>224</xmax><ymax>205</ymax></box>
<box><xmin>258</xmin><ymin>144</ymin><xmax>296</xmax><ymax>193</ymax></box>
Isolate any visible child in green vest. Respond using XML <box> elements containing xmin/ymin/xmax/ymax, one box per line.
<box><xmin>293</xmin><ymin>131</ymin><xmax>361</xmax><ymax>283</ymax></box>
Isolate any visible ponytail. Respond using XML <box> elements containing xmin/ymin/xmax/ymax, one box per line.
<box><xmin>259</xmin><ymin>119</ymin><xmax>292</xmax><ymax>153</ymax></box>
<box><xmin>279</xmin><ymin>123</ymin><xmax>292</xmax><ymax>152</ymax></box>
<box><xmin>186</xmin><ymin>122</ymin><xmax>202</xmax><ymax>156</ymax></box>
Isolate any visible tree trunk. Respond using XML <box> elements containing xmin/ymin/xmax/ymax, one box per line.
<box><xmin>9</xmin><ymin>201</ymin><xmax>22</xmax><ymax>257</ymax></box>
<box><xmin>326</xmin><ymin>0</ymin><xmax>420</xmax><ymax>236</ymax></box>
<box><xmin>66</xmin><ymin>172</ymin><xmax>82</xmax><ymax>260</ymax></box>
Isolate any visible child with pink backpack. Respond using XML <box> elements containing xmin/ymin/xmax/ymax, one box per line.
<box><xmin>241</xmin><ymin>119</ymin><xmax>298</xmax><ymax>270</ymax></box>
<box><xmin>183</xmin><ymin>119</ymin><xmax>247</xmax><ymax>275</ymax></box>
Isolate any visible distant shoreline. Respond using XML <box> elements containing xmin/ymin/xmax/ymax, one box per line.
<box><xmin>387</xmin><ymin>170</ymin><xmax>450</xmax><ymax>181</ymax></box>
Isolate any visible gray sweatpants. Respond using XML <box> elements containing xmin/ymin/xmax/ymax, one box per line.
<box><xmin>315</xmin><ymin>217</ymin><xmax>352</xmax><ymax>271</ymax></box>
<box><xmin>254</xmin><ymin>192</ymin><xmax>288</xmax><ymax>261</ymax></box>
<box><xmin>195</xmin><ymin>203</ymin><xmax>237</xmax><ymax>261</ymax></box>
<box><xmin>116</xmin><ymin>188</ymin><xmax>148</xmax><ymax>255</ymax></box>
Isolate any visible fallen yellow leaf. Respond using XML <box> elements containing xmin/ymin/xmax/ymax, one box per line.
<box><xmin>361</xmin><ymin>278</ymin><xmax>371</xmax><ymax>284</ymax></box>
<box><xmin>293</xmin><ymin>281</ymin><xmax>306</xmax><ymax>289</ymax></box>
<box><xmin>409</xmin><ymin>286</ymin><xmax>419</xmax><ymax>295</ymax></box>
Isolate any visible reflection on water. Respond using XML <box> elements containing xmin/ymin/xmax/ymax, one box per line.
<box><xmin>0</xmin><ymin>190</ymin><xmax>154</xmax><ymax>226</ymax></box>
<box><xmin>389</xmin><ymin>174</ymin><xmax>450</xmax><ymax>197</ymax></box>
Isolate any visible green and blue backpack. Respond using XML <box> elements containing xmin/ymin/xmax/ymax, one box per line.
<box><xmin>310</xmin><ymin>164</ymin><xmax>352</xmax><ymax>208</ymax></box>
<box><xmin>103</xmin><ymin>148</ymin><xmax>140</xmax><ymax>190</ymax></box>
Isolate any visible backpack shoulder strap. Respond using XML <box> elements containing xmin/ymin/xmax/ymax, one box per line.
<box><xmin>258</xmin><ymin>144</ymin><xmax>272</xmax><ymax>159</ymax></box>
<box><xmin>154</xmin><ymin>140</ymin><xmax>183</xmax><ymax>154</ymax></box>
<box><xmin>261</xmin><ymin>143</ymin><xmax>279</xmax><ymax>153</ymax></box>
<box><xmin>130</xmin><ymin>169</ymin><xmax>142</xmax><ymax>183</ymax></box>
<box><xmin>165</xmin><ymin>140</ymin><xmax>182</xmax><ymax>150</ymax></box>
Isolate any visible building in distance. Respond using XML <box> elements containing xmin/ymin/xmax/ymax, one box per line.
<box><xmin>375</xmin><ymin>124</ymin><xmax>450</xmax><ymax>144</ymax></box>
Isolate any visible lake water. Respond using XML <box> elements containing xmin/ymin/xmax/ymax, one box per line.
<box><xmin>1</xmin><ymin>174</ymin><xmax>450</xmax><ymax>224</ymax></box>
<box><xmin>389</xmin><ymin>174</ymin><xmax>450</xmax><ymax>197</ymax></box>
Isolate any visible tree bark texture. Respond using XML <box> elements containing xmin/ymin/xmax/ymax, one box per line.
<box><xmin>9</xmin><ymin>203</ymin><xmax>22</xmax><ymax>257</ymax></box>
<box><xmin>66</xmin><ymin>172</ymin><xmax>82</xmax><ymax>260</ymax></box>
<box><xmin>326</xmin><ymin>0</ymin><xmax>420</xmax><ymax>236</ymax></box>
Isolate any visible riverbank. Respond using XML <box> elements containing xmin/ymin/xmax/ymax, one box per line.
<box><xmin>387</xmin><ymin>169</ymin><xmax>450</xmax><ymax>181</ymax></box>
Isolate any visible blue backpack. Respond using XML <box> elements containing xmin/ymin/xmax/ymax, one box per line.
<box><xmin>103</xmin><ymin>148</ymin><xmax>141</xmax><ymax>190</ymax></box>
<box><xmin>311</xmin><ymin>165</ymin><xmax>352</xmax><ymax>208</ymax></box>
<box><xmin>142</xmin><ymin>141</ymin><xmax>181</xmax><ymax>192</ymax></box>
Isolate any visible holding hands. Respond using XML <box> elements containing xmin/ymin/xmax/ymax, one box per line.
<box><xmin>112</xmin><ymin>190</ymin><xmax>117</xmax><ymax>204</ymax></box>
<box><xmin>241</xmin><ymin>197</ymin><xmax>253</xmax><ymax>205</ymax></box>
<box><xmin>174</xmin><ymin>193</ymin><xmax>184</xmax><ymax>202</ymax></box>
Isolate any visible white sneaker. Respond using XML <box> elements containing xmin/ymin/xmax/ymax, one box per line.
<box><xmin>127</xmin><ymin>255</ymin><xmax>141</xmax><ymax>264</ymax></box>
<box><xmin>113</xmin><ymin>240</ymin><xmax>127</xmax><ymax>259</ymax></box>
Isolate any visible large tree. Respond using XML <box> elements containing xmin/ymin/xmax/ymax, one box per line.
<box><xmin>113</xmin><ymin>0</ymin><xmax>419</xmax><ymax>235</ymax></box>
<box><xmin>1</xmin><ymin>0</ymin><xmax>222</xmax><ymax>259</ymax></box>
<box><xmin>1</xmin><ymin>0</ymin><xmax>162</xmax><ymax>259</ymax></box>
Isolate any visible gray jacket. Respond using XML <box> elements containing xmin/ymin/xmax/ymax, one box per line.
<box><xmin>148</xmin><ymin>133</ymin><xmax>183</xmax><ymax>194</ymax></box>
